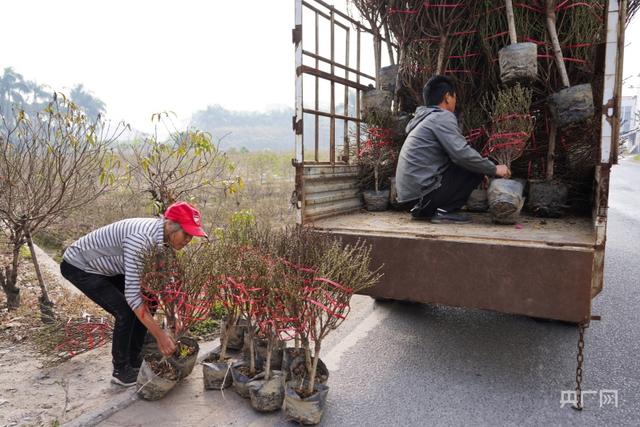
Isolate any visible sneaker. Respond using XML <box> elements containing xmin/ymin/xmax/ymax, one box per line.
<box><xmin>111</xmin><ymin>366</ymin><xmax>138</xmax><ymax>387</ymax></box>
<box><xmin>429</xmin><ymin>209</ymin><xmax>472</xmax><ymax>224</ymax></box>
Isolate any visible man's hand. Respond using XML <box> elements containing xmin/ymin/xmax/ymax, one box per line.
<box><xmin>495</xmin><ymin>165</ymin><xmax>511</xmax><ymax>178</ymax></box>
<box><xmin>134</xmin><ymin>304</ymin><xmax>177</xmax><ymax>356</ymax></box>
<box><xmin>156</xmin><ymin>330</ymin><xmax>176</xmax><ymax>356</ymax></box>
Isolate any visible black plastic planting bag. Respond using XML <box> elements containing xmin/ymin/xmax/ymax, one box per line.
<box><xmin>499</xmin><ymin>42</ymin><xmax>538</xmax><ymax>83</ymax></box>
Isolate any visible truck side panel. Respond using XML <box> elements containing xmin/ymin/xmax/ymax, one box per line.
<box><xmin>336</xmin><ymin>232</ymin><xmax>594</xmax><ymax>323</ymax></box>
<box><xmin>296</xmin><ymin>164</ymin><xmax>362</xmax><ymax>223</ymax></box>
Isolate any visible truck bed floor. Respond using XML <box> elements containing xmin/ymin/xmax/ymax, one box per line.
<box><xmin>309</xmin><ymin>210</ymin><xmax>596</xmax><ymax>248</ymax></box>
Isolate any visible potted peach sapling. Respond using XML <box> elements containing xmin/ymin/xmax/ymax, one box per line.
<box><xmin>201</xmin><ymin>236</ymin><xmax>250</xmax><ymax>391</ymax></box>
<box><xmin>221</xmin><ymin>210</ymin><xmax>259</xmax><ymax>352</ymax></box>
<box><xmin>201</xmin><ymin>213</ymin><xmax>257</xmax><ymax>392</ymax></box>
<box><xmin>268</xmin><ymin>227</ymin><xmax>332</xmax><ymax>387</ymax></box>
<box><xmin>203</xmin><ymin>221</ymin><xmax>273</xmax><ymax>393</ymax></box>
<box><xmin>136</xmin><ymin>248</ymin><xmax>181</xmax><ymax>400</ymax></box>
<box><xmin>357</xmin><ymin>125</ymin><xmax>399</xmax><ymax>211</ymax></box>
<box><xmin>202</xmin><ymin>276</ymin><xmax>243</xmax><ymax>390</ymax></box>
<box><xmin>544</xmin><ymin>0</ymin><xmax>594</xmax><ymax>129</ymax></box>
<box><xmin>230</xmin><ymin>278</ymin><xmax>263</xmax><ymax>398</ymax></box>
<box><xmin>219</xmin><ymin>225</ymin><xmax>273</xmax><ymax>398</ymax></box>
<box><xmin>202</xmin><ymin>222</ymin><xmax>277</xmax><ymax>398</ymax></box>
<box><xmin>273</xmin><ymin>227</ymin><xmax>333</xmax><ymax>385</ymax></box>
<box><xmin>526</xmin><ymin>0</ymin><xmax>599</xmax><ymax>216</ymax></box>
<box><xmin>137</xmin><ymin>246</ymin><xmax>211</xmax><ymax>400</ymax></box>
<box><xmin>247</xmin><ymin>271</ymin><xmax>292</xmax><ymax>412</ymax></box>
<box><xmin>230</xmin><ymin>227</ymin><xmax>288</xmax><ymax>405</ymax></box>
<box><xmin>239</xmin><ymin>233</ymin><xmax>285</xmax><ymax>376</ymax></box>
<box><xmin>484</xmin><ymin>84</ymin><xmax>534</xmax><ymax>224</ymax></box>
<box><xmin>283</xmin><ymin>238</ymin><xmax>381</xmax><ymax>425</ymax></box>
<box><xmin>243</xmin><ymin>227</ymin><xmax>323</xmax><ymax>412</ymax></box>
<box><xmin>218</xmin><ymin>219</ymin><xmax>254</xmax><ymax>354</ymax></box>
<box><xmin>169</xmin><ymin>247</ymin><xmax>213</xmax><ymax>378</ymax></box>
<box><xmin>497</xmin><ymin>0</ymin><xmax>538</xmax><ymax>84</ymax></box>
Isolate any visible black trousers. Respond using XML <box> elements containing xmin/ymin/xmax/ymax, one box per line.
<box><xmin>60</xmin><ymin>260</ymin><xmax>148</xmax><ymax>371</ymax></box>
<box><xmin>410</xmin><ymin>164</ymin><xmax>484</xmax><ymax>219</ymax></box>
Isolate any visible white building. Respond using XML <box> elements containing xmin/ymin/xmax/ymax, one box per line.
<box><xmin>621</xmin><ymin>95</ymin><xmax>639</xmax><ymax>153</ymax></box>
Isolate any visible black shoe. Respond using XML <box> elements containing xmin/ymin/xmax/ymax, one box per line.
<box><xmin>429</xmin><ymin>209</ymin><xmax>472</xmax><ymax>224</ymax></box>
<box><xmin>111</xmin><ymin>366</ymin><xmax>138</xmax><ymax>387</ymax></box>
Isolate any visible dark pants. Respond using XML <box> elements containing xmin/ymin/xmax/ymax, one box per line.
<box><xmin>410</xmin><ymin>164</ymin><xmax>484</xmax><ymax>219</ymax></box>
<box><xmin>60</xmin><ymin>260</ymin><xmax>148</xmax><ymax>371</ymax></box>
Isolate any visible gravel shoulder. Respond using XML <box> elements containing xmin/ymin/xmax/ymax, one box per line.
<box><xmin>0</xmin><ymin>244</ymin><xmax>124</xmax><ymax>427</ymax></box>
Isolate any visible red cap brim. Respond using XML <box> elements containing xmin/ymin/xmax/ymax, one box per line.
<box><xmin>181</xmin><ymin>223</ymin><xmax>208</xmax><ymax>238</ymax></box>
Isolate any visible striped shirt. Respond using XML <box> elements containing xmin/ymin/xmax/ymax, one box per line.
<box><xmin>63</xmin><ymin>218</ymin><xmax>165</xmax><ymax>309</ymax></box>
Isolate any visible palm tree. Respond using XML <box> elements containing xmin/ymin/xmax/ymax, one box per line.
<box><xmin>70</xmin><ymin>84</ymin><xmax>106</xmax><ymax>119</ymax></box>
<box><xmin>0</xmin><ymin>67</ymin><xmax>29</xmax><ymax>118</ymax></box>
<box><xmin>24</xmin><ymin>80</ymin><xmax>52</xmax><ymax>113</ymax></box>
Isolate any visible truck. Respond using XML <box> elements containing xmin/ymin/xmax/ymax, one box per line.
<box><xmin>291</xmin><ymin>0</ymin><xmax>627</xmax><ymax>325</ymax></box>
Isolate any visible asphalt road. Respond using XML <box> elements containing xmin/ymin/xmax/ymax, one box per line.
<box><xmin>101</xmin><ymin>159</ymin><xmax>640</xmax><ymax>427</ymax></box>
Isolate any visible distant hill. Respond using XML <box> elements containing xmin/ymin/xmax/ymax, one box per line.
<box><xmin>190</xmin><ymin>105</ymin><xmax>294</xmax><ymax>152</ymax></box>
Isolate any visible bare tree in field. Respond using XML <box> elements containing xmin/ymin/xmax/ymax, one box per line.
<box><xmin>0</xmin><ymin>94</ymin><xmax>126</xmax><ymax>319</ymax></box>
<box><xmin>123</xmin><ymin>112</ymin><xmax>240</xmax><ymax>215</ymax></box>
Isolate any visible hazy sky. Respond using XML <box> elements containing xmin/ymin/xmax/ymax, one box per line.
<box><xmin>1</xmin><ymin>0</ymin><xmax>639</xmax><ymax>134</ymax></box>
<box><xmin>1</xmin><ymin>0</ymin><xmax>296</xmax><ymax>132</ymax></box>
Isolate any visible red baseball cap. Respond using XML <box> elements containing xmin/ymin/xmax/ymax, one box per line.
<box><xmin>164</xmin><ymin>202</ymin><xmax>207</xmax><ymax>237</ymax></box>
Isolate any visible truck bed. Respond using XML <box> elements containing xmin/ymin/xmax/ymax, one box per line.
<box><xmin>309</xmin><ymin>210</ymin><xmax>596</xmax><ymax>249</ymax></box>
<box><xmin>308</xmin><ymin>210</ymin><xmax>599</xmax><ymax>323</ymax></box>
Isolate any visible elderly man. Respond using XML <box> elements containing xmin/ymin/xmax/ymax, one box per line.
<box><xmin>60</xmin><ymin>201</ymin><xmax>207</xmax><ymax>386</ymax></box>
<box><xmin>396</xmin><ymin>75</ymin><xmax>511</xmax><ymax>223</ymax></box>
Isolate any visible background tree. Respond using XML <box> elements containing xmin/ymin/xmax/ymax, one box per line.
<box><xmin>123</xmin><ymin>112</ymin><xmax>240</xmax><ymax>215</ymax></box>
<box><xmin>24</xmin><ymin>80</ymin><xmax>51</xmax><ymax>113</ymax></box>
<box><xmin>0</xmin><ymin>94</ymin><xmax>126</xmax><ymax>318</ymax></box>
<box><xmin>0</xmin><ymin>67</ymin><xmax>29</xmax><ymax>118</ymax></box>
<box><xmin>1</xmin><ymin>68</ymin><xmax>106</xmax><ymax>122</ymax></box>
<box><xmin>70</xmin><ymin>84</ymin><xmax>106</xmax><ymax>120</ymax></box>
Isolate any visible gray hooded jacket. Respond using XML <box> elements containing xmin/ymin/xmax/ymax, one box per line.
<box><xmin>395</xmin><ymin>106</ymin><xmax>497</xmax><ymax>203</ymax></box>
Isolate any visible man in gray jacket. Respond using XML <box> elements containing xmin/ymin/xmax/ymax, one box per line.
<box><xmin>395</xmin><ymin>75</ymin><xmax>511</xmax><ymax>223</ymax></box>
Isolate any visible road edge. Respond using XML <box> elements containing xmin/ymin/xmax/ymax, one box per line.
<box><xmin>63</xmin><ymin>339</ymin><xmax>220</xmax><ymax>427</ymax></box>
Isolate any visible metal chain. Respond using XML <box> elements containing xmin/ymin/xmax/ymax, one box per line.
<box><xmin>572</xmin><ymin>322</ymin><xmax>587</xmax><ymax>411</ymax></box>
